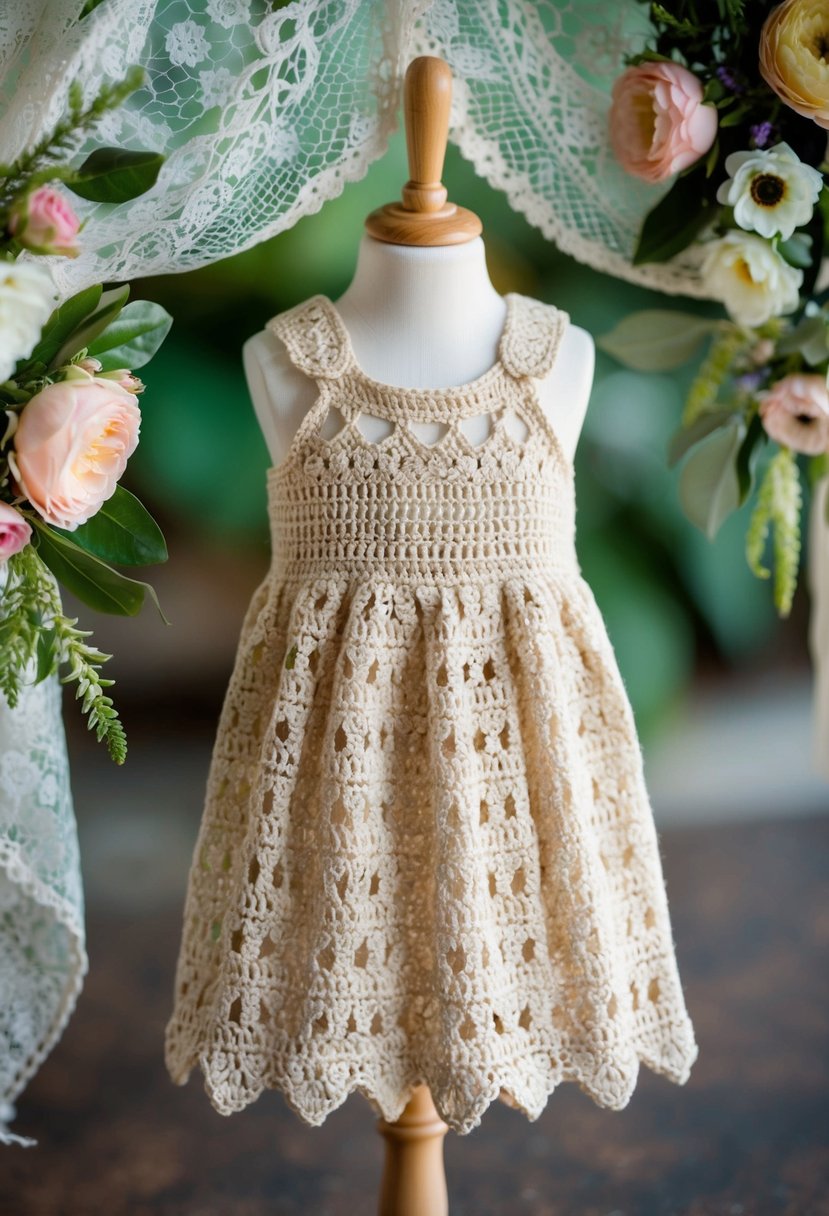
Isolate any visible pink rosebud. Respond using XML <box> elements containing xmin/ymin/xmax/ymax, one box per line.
<box><xmin>759</xmin><ymin>373</ymin><xmax>829</xmax><ymax>455</ymax></box>
<box><xmin>10</xmin><ymin>378</ymin><xmax>140</xmax><ymax>530</ymax></box>
<box><xmin>9</xmin><ymin>187</ymin><xmax>81</xmax><ymax>258</ymax></box>
<box><xmin>76</xmin><ymin>357</ymin><xmax>102</xmax><ymax>374</ymax></box>
<box><xmin>610</xmin><ymin>62</ymin><xmax>718</xmax><ymax>183</ymax></box>
<box><xmin>97</xmin><ymin>368</ymin><xmax>145</xmax><ymax>394</ymax></box>
<box><xmin>0</xmin><ymin>500</ymin><xmax>31</xmax><ymax>561</ymax></box>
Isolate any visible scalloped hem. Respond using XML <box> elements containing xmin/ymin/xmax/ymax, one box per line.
<box><xmin>168</xmin><ymin>1016</ymin><xmax>699</xmax><ymax>1136</ymax></box>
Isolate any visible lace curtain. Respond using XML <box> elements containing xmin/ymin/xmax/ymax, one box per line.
<box><xmin>1</xmin><ymin>0</ymin><xmax>705</xmax><ymax>299</ymax></box>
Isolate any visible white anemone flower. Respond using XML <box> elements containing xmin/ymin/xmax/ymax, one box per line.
<box><xmin>701</xmin><ymin>232</ymin><xmax>803</xmax><ymax>327</ymax></box>
<box><xmin>716</xmin><ymin>142</ymin><xmax>823</xmax><ymax>240</ymax></box>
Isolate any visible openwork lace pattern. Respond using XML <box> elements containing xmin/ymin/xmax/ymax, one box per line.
<box><xmin>164</xmin><ymin>293</ymin><xmax>698</xmax><ymax>1134</ymax></box>
<box><xmin>3</xmin><ymin>0</ymin><xmax>705</xmax><ymax>300</ymax></box>
<box><xmin>0</xmin><ymin>668</ymin><xmax>85</xmax><ymax>1147</ymax></box>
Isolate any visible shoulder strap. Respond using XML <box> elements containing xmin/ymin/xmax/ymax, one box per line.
<box><xmin>499</xmin><ymin>294</ymin><xmax>569</xmax><ymax>380</ymax></box>
<box><xmin>266</xmin><ymin>295</ymin><xmax>354</xmax><ymax>380</ymax></box>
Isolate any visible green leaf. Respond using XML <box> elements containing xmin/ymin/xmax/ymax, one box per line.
<box><xmin>35</xmin><ymin>626</ymin><xmax>58</xmax><ymax>684</ymax></box>
<box><xmin>54</xmin><ymin>485</ymin><xmax>167</xmax><ymax>566</ymax></box>
<box><xmin>87</xmin><ymin>300</ymin><xmax>173</xmax><ymax>370</ymax></box>
<box><xmin>776</xmin><ymin>314</ymin><xmax>829</xmax><ymax>365</ymax></box>
<box><xmin>51</xmin><ymin>284</ymin><xmax>130</xmax><ymax>369</ymax></box>
<box><xmin>777</xmin><ymin>233</ymin><xmax>813</xmax><ymax>269</ymax></box>
<box><xmin>678</xmin><ymin>419</ymin><xmax>746</xmax><ymax>539</ymax></box>
<box><xmin>66</xmin><ymin>147</ymin><xmax>164</xmax><ymax>203</ymax></box>
<box><xmin>33</xmin><ymin>522</ymin><xmax>167</xmax><ymax>620</ymax></box>
<box><xmin>667</xmin><ymin>407</ymin><xmax>737</xmax><ymax>467</ymax></box>
<box><xmin>736</xmin><ymin>412</ymin><xmax>765</xmax><ymax>501</ymax></box>
<box><xmin>634</xmin><ymin>170</ymin><xmax>717</xmax><ymax>265</ymax></box>
<box><xmin>598</xmin><ymin>310</ymin><xmax>723</xmax><ymax>372</ymax></box>
<box><xmin>26</xmin><ymin>285</ymin><xmax>102</xmax><ymax>368</ymax></box>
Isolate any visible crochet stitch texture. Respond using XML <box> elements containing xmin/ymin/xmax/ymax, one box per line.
<box><xmin>164</xmin><ymin>292</ymin><xmax>698</xmax><ymax>1134</ymax></box>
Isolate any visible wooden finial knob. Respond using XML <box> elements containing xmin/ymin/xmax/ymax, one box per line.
<box><xmin>365</xmin><ymin>56</ymin><xmax>482</xmax><ymax>247</ymax></box>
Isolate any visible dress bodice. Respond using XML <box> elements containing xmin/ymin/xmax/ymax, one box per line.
<box><xmin>265</xmin><ymin>293</ymin><xmax>580</xmax><ymax>585</ymax></box>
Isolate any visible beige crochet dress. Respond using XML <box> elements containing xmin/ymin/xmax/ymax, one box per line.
<box><xmin>165</xmin><ymin>292</ymin><xmax>698</xmax><ymax>1135</ymax></box>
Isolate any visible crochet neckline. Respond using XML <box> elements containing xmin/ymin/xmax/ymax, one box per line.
<box><xmin>317</xmin><ymin>291</ymin><xmax>519</xmax><ymax>399</ymax></box>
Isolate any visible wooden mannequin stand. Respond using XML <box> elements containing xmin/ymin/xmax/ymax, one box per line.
<box><xmin>369</xmin><ymin>56</ymin><xmax>481</xmax><ymax>1216</ymax></box>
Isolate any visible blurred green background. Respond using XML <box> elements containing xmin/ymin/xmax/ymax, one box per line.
<box><xmin>111</xmin><ymin>124</ymin><xmax>808</xmax><ymax>747</ymax></box>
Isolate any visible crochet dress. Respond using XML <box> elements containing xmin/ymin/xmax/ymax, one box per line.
<box><xmin>164</xmin><ymin>292</ymin><xmax>698</xmax><ymax>1135</ymax></box>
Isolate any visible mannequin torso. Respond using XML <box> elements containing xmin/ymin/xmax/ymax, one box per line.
<box><xmin>243</xmin><ymin>236</ymin><xmax>594</xmax><ymax>467</ymax></box>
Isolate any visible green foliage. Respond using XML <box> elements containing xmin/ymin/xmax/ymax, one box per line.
<box><xmin>0</xmin><ymin>547</ymin><xmax>126</xmax><ymax>762</ymax></box>
<box><xmin>746</xmin><ymin>447</ymin><xmax>802</xmax><ymax>617</ymax></box>
<box><xmin>633</xmin><ymin>169</ymin><xmax>716</xmax><ymax>265</ymax></box>
<box><xmin>67</xmin><ymin>148</ymin><xmax>164</xmax><ymax>204</ymax></box>
<box><xmin>683</xmin><ymin>326</ymin><xmax>747</xmax><ymax>423</ymax></box>
<box><xmin>0</xmin><ymin>68</ymin><xmax>146</xmax><ymax>208</ymax></box>
<box><xmin>33</xmin><ymin>520</ymin><xmax>167</xmax><ymax>620</ymax></box>
<box><xmin>86</xmin><ymin>300</ymin><xmax>172</xmax><ymax>370</ymax></box>
<box><xmin>598</xmin><ymin>310</ymin><xmax>723</xmax><ymax>372</ymax></box>
<box><xmin>678</xmin><ymin>418</ymin><xmax>747</xmax><ymax>539</ymax></box>
<box><xmin>55</xmin><ymin>485</ymin><xmax>167</xmax><ymax>567</ymax></box>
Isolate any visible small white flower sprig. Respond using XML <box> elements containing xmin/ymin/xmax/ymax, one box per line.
<box><xmin>0</xmin><ymin>71</ymin><xmax>172</xmax><ymax>763</ymax></box>
<box><xmin>602</xmin><ymin>0</ymin><xmax>829</xmax><ymax>619</ymax></box>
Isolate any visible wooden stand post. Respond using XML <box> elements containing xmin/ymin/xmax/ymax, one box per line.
<box><xmin>376</xmin><ymin>1085</ymin><xmax>450</xmax><ymax>1216</ymax></box>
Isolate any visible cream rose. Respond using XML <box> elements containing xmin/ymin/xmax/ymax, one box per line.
<box><xmin>610</xmin><ymin>62</ymin><xmax>718</xmax><ymax>183</ymax></box>
<box><xmin>760</xmin><ymin>0</ymin><xmax>829</xmax><ymax>130</ymax></box>
<box><xmin>0</xmin><ymin>261</ymin><xmax>57</xmax><ymax>384</ymax></box>
<box><xmin>701</xmin><ymin>232</ymin><xmax>803</xmax><ymax>327</ymax></box>
<box><xmin>0</xmin><ymin>501</ymin><xmax>32</xmax><ymax>561</ymax></box>
<box><xmin>759</xmin><ymin>373</ymin><xmax>829</xmax><ymax>454</ymax></box>
<box><xmin>10</xmin><ymin>376</ymin><xmax>141</xmax><ymax>530</ymax></box>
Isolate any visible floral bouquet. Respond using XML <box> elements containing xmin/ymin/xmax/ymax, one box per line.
<box><xmin>601</xmin><ymin>0</ymin><xmax>829</xmax><ymax>617</ymax></box>
<box><xmin>0</xmin><ymin>71</ymin><xmax>171</xmax><ymax>763</ymax></box>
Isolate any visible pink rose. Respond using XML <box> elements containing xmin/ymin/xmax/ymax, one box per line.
<box><xmin>9</xmin><ymin>187</ymin><xmax>81</xmax><ymax>258</ymax></box>
<box><xmin>759</xmin><ymin>373</ymin><xmax>829</xmax><ymax>455</ymax></box>
<box><xmin>0</xmin><ymin>501</ymin><xmax>31</xmax><ymax>561</ymax></box>
<box><xmin>10</xmin><ymin>378</ymin><xmax>141</xmax><ymax>529</ymax></box>
<box><xmin>610</xmin><ymin>63</ymin><xmax>718</xmax><ymax>183</ymax></box>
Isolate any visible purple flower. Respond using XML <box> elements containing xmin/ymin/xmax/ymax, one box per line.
<box><xmin>735</xmin><ymin>370</ymin><xmax>767</xmax><ymax>394</ymax></box>
<box><xmin>716</xmin><ymin>64</ymin><xmax>744</xmax><ymax>94</ymax></box>
<box><xmin>750</xmin><ymin>121</ymin><xmax>775</xmax><ymax>149</ymax></box>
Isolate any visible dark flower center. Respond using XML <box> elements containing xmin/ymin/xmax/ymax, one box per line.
<box><xmin>796</xmin><ymin>414</ymin><xmax>815</xmax><ymax>425</ymax></box>
<box><xmin>750</xmin><ymin>173</ymin><xmax>786</xmax><ymax>207</ymax></box>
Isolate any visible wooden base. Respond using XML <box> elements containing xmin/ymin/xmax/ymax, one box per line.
<box><xmin>376</xmin><ymin>1085</ymin><xmax>450</xmax><ymax>1216</ymax></box>
<box><xmin>365</xmin><ymin>201</ymin><xmax>482</xmax><ymax>247</ymax></box>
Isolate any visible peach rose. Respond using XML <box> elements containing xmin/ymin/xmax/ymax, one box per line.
<box><xmin>0</xmin><ymin>501</ymin><xmax>32</xmax><ymax>561</ymax></box>
<box><xmin>10</xmin><ymin>376</ymin><xmax>141</xmax><ymax>529</ymax></box>
<box><xmin>610</xmin><ymin>62</ymin><xmax>718</xmax><ymax>182</ymax></box>
<box><xmin>9</xmin><ymin>187</ymin><xmax>80</xmax><ymax>258</ymax></box>
<box><xmin>760</xmin><ymin>0</ymin><xmax>829</xmax><ymax>131</ymax></box>
<box><xmin>759</xmin><ymin>373</ymin><xmax>829</xmax><ymax>455</ymax></box>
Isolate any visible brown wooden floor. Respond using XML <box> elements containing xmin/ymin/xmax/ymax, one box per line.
<box><xmin>4</xmin><ymin>815</ymin><xmax>829</xmax><ymax>1216</ymax></box>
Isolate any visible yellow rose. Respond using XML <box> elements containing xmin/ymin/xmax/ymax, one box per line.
<box><xmin>760</xmin><ymin>0</ymin><xmax>829</xmax><ymax>130</ymax></box>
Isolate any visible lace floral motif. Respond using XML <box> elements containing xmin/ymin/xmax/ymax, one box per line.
<box><xmin>0</xmin><ymin>668</ymin><xmax>86</xmax><ymax>1146</ymax></box>
<box><xmin>164</xmin><ymin>293</ymin><xmax>698</xmax><ymax>1134</ymax></box>
<box><xmin>1</xmin><ymin>1</ymin><xmax>706</xmax><ymax>301</ymax></box>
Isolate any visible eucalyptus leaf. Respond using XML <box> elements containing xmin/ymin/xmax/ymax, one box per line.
<box><xmin>87</xmin><ymin>301</ymin><xmax>173</xmax><ymax>370</ymax></box>
<box><xmin>667</xmin><ymin>407</ymin><xmax>737</xmax><ymax>467</ymax></box>
<box><xmin>67</xmin><ymin>147</ymin><xmax>164</xmax><ymax>203</ymax></box>
<box><xmin>736</xmin><ymin>413</ymin><xmax>765</xmax><ymax>502</ymax></box>
<box><xmin>678</xmin><ymin>419</ymin><xmax>746</xmax><ymax>539</ymax></box>
<box><xmin>777</xmin><ymin>233</ymin><xmax>813</xmax><ymax>269</ymax></box>
<box><xmin>54</xmin><ymin>485</ymin><xmax>168</xmax><ymax>566</ymax></box>
<box><xmin>599</xmin><ymin>310</ymin><xmax>722</xmax><ymax>372</ymax></box>
<box><xmin>33</xmin><ymin>522</ymin><xmax>167</xmax><ymax>620</ymax></box>
<box><xmin>776</xmin><ymin>314</ymin><xmax>829</xmax><ymax>365</ymax></box>
<box><xmin>26</xmin><ymin>285</ymin><xmax>102</xmax><ymax>368</ymax></box>
<box><xmin>51</xmin><ymin>284</ymin><xmax>130</xmax><ymax>369</ymax></box>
